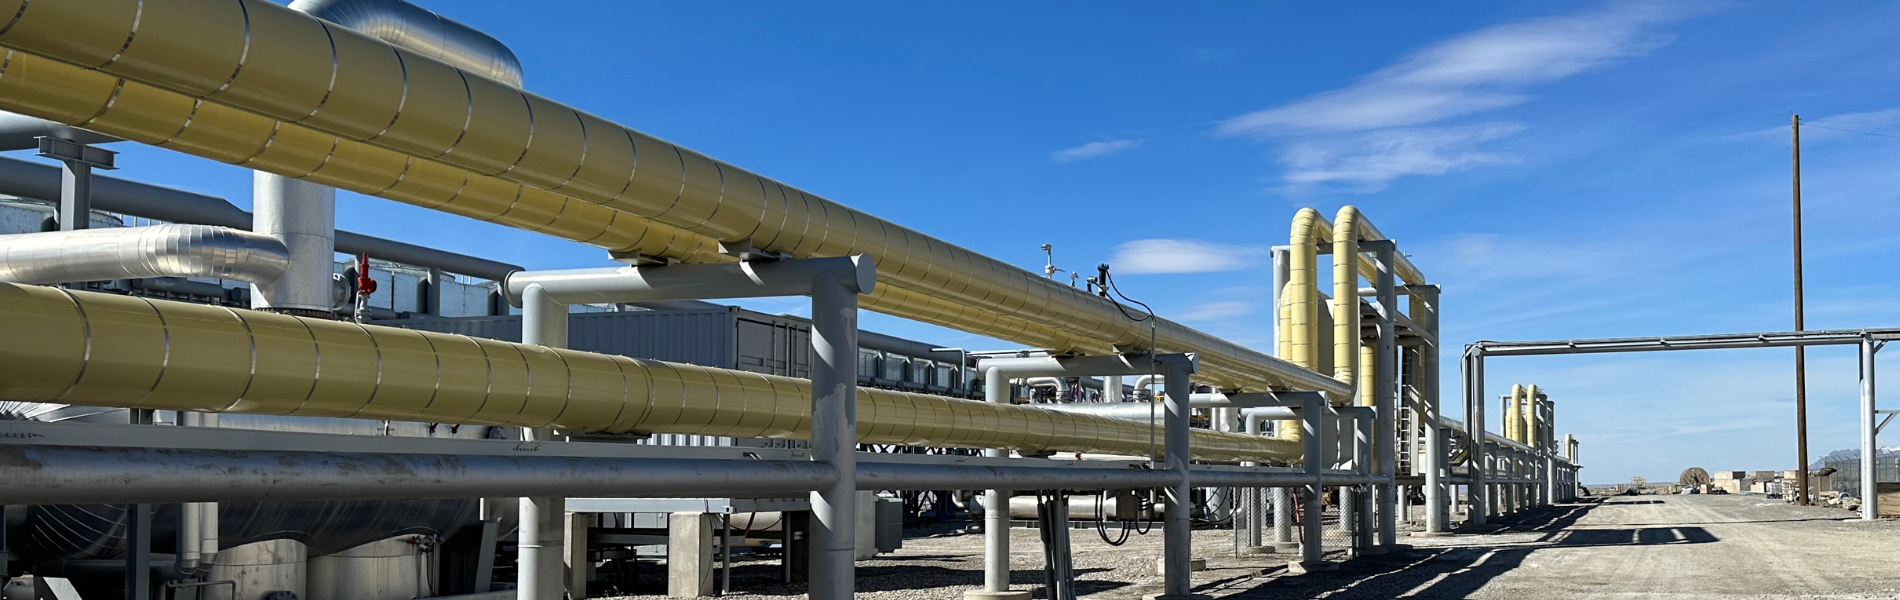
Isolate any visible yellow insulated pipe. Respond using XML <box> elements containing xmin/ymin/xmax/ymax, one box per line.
<box><xmin>1524</xmin><ymin>385</ymin><xmax>1543</xmax><ymax>448</ymax></box>
<box><xmin>1332</xmin><ymin>207</ymin><xmax>1366</xmax><ymax>390</ymax></box>
<box><xmin>0</xmin><ymin>1</ymin><xmax>1340</xmax><ymax>395</ymax></box>
<box><xmin>0</xmin><ymin>283</ymin><xmax>1299</xmax><ymax>463</ymax></box>
<box><xmin>1505</xmin><ymin>384</ymin><xmax>1526</xmax><ymax>443</ymax></box>
<box><xmin>0</xmin><ymin>50</ymin><xmax>1114</xmax><ymax>360</ymax></box>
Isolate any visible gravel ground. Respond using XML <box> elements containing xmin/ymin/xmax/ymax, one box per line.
<box><xmin>594</xmin><ymin>494</ymin><xmax>1900</xmax><ymax>599</ymax></box>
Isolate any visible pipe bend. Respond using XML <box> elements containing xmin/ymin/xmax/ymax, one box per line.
<box><xmin>0</xmin><ymin>224</ymin><xmax>290</xmax><ymax>285</ymax></box>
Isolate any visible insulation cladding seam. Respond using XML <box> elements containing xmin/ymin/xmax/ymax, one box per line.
<box><xmin>0</xmin><ymin>283</ymin><xmax>1303</xmax><ymax>463</ymax></box>
<box><xmin>0</xmin><ymin>0</ymin><xmax>1342</xmax><ymax>395</ymax></box>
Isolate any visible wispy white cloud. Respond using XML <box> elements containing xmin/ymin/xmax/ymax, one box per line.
<box><xmin>1051</xmin><ymin>138</ymin><xmax>1143</xmax><ymax>163</ymax></box>
<box><xmin>1218</xmin><ymin>3</ymin><xmax>1682</xmax><ymax>191</ymax></box>
<box><xmin>1278</xmin><ymin>123</ymin><xmax>1525</xmax><ymax>190</ymax></box>
<box><xmin>1109</xmin><ymin>239</ymin><xmax>1270</xmax><ymax>274</ymax></box>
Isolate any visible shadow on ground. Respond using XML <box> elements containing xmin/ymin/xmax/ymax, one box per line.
<box><xmin>1217</xmin><ymin>498</ymin><xmax>1720</xmax><ymax>599</ymax></box>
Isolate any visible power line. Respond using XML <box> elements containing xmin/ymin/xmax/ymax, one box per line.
<box><xmin>1800</xmin><ymin>122</ymin><xmax>1900</xmax><ymax>140</ymax></box>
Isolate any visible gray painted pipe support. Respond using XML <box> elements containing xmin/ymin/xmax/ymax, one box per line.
<box><xmin>504</xmin><ymin>256</ymin><xmax>875</xmax><ymax>306</ymax></box>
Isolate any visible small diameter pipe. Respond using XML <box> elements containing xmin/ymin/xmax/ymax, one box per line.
<box><xmin>980</xmin><ymin>367</ymin><xmax>1014</xmax><ymax>595</ymax></box>
<box><xmin>519</xmin><ymin>284</ymin><xmax>567</xmax><ymax>600</ymax></box>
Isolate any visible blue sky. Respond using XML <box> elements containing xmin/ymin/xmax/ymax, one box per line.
<box><xmin>50</xmin><ymin>1</ymin><xmax>1900</xmax><ymax>483</ymax></box>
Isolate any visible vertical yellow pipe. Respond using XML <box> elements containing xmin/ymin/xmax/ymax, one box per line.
<box><xmin>1523</xmin><ymin>384</ymin><xmax>1541</xmax><ymax>446</ymax></box>
<box><xmin>1332</xmin><ymin>207</ymin><xmax>1364</xmax><ymax>393</ymax></box>
<box><xmin>1506</xmin><ymin>383</ymin><xmax>1524</xmax><ymax>442</ymax></box>
<box><xmin>1278</xmin><ymin>208</ymin><xmax>1330</xmax><ymax>445</ymax></box>
<box><xmin>1358</xmin><ymin>344</ymin><xmax>1377</xmax><ymax>408</ymax></box>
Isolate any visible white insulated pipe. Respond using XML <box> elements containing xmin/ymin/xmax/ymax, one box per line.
<box><xmin>0</xmin><ymin>224</ymin><xmax>289</xmax><ymax>285</ymax></box>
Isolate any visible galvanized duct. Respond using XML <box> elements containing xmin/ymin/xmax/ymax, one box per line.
<box><xmin>0</xmin><ymin>224</ymin><xmax>289</xmax><ymax>285</ymax></box>
<box><xmin>288</xmin><ymin>0</ymin><xmax>524</xmax><ymax>88</ymax></box>
<box><xmin>0</xmin><ymin>4</ymin><xmax>1346</xmax><ymax>396</ymax></box>
<box><xmin>0</xmin><ymin>284</ymin><xmax>1301</xmax><ymax>463</ymax></box>
<box><xmin>0</xmin><ymin>156</ymin><xmax>525</xmax><ymax>280</ymax></box>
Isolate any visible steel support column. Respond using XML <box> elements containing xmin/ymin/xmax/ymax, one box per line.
<box><xmin>37</xmin><ymin>137</ymin><xmax>115</xmax><ymax>233</ymax></box>
<box><xmin>1860</xmin><ymin>336</ymin><xmax>1879</xmax><ymax>521</ymax></box>
<box><xmin>1298</xmin><ymin>392</ymin><xmax>1328</xmax><ymax>569</ymax></box>
<box><xmin>1371</xmin><ymin>242</ymin><xmax>1399</xmax><ymax>548</ymax></box>
<box><xmin>124</xmin><ymin>503</ymin><xmax>149</xmax><ymax>600</ymax></box>
<box><xmin>1159</xmin><ymin>356</ymin><xmax>1197</xmax><ymax>598</ymax></box>
<box><xmin>1464</xmin><ymin>346</ymin><xmax>1487</xmax><ymax>526</ymax></box>
<box><xmin>808</xmin><ymin>270</ymin><xmax>861</xmax><ymax>599</ymax></box>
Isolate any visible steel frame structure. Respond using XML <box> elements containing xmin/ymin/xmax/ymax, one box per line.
<box><xmin>1464</xmin><ymin>328</ymin><xmax>1900</xmax><ymax>522</ymax></box>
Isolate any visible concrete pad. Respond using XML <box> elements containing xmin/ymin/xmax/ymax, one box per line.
<box><xmin>963</xmin><ymin>590</ymin><xmax>1033</xmax><ymax>600</ymax></box>
<box><xmin>1154</xmin><ymin>556</ymin><xmax>1207</xmax><ymax>574</ymax></box>
<box><xmin>1286</xmin><ymin>560</ymin><xmax>1338</xmax><ymax>575</ymax></box>
<box><xmin>1240</xmin><ymin>545</ymin><xmax>1277</xmax><ymax>555</ymax></box>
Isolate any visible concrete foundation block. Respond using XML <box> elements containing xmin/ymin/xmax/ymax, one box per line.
<box><xmin>1241</xmin><ymin>545</ymin><xmax>1277</xmax><ymax>555</ymax></box>
<box><xmin>668</xmin><ymin>511</ymin><xmax>718</xmax><ymax>597</ymax></box>
<box><xmin>1155</xmin><ymin>556</ymin><xmax>1207</xmax><ymax>574</ymax></box>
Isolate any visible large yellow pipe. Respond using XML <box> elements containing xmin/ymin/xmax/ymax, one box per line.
<box><xmin>0</xmin><ymin>283</ymin><xmax>1298</xmax><ymax>463</ymax></box>
<box><xmin>0</xmin><ymin>50</ymin><xmax>1114</xmax><ymax>360</ymax></box>
<box><xmin>1524</xmin><ymin>385</ymin><xmax>1543</xmax><ymax>449</ymax></box>
<box><xmin>1505</xmin><ymin>384</ymin><xmax>1524</xmax><ymax>442</ymax></box>
<box><xmin>1332</xmin><ymin>207</ymin><xmax>1366</xmax><ymax>389</ymax></box>
<box><xmin>0</xmin><ymin>1</ymin><xmax>1339</xmax><ymax>395</ymax></box>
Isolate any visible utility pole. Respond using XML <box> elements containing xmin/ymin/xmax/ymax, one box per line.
<box><xmin>1793</xmin><ymin>114</ymin><xmax>1810</xmax><ymax>506</ymax></box>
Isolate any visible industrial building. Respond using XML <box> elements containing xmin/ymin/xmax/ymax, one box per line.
<box><xmin>0</xmin><ymin>1</ymin><xmax>1890</xmax><ymax>600</ymax></box>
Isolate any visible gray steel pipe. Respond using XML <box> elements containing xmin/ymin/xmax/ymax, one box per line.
<box><xmin>0</xmin><ymin>445</ymin><xmax>838</xmax><ymax>505</ymax></box>
<box><xmin>504</xmin><ymin>256</ymin><xmax>875</xmax><ymax>306</ymax></box>
<box><xmin>0</xmin><ymin>224</ymin><xmax>288</xmax><ymax>285</ymax></box>
<box><xmin>979</xmin><ymin>367</ymin><xmax>1016</xmax><ymax>597</ymax></box>
<box><xmin>1038</xmin><ymin>403</ymin><xmax>1296</xmax><ymax>422</ymax></box>
<box><xmin>0</xmin><ymin>155</ymin><xmax>523</xmax><ymax>280</ymax></box>
<box><xmin>855</xmin><ymin>462</ymin><xmax>1179</xmax><ymax>491</ymax></box>
<box><xmin>519</xmin><ymin>285</ymin><xmax>567</xmax><ymax>600</ymax></box>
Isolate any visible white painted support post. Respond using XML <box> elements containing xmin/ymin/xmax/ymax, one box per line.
<box><xmin>1158</xmin><ymin>356</ymin><xmax>1197</xmax><ymax>598</ymax></box>
<box><xmin>1371</xmin><ymin>242</ymin><xmax>1399</xmax><ymax>548</ymax></box>
<box><xmin>520</xmin><ymin>283</ymin><xmax>567</xmax><ymax>600</ymax></box>
<box><xmin>1298</xmin><ymin>393</ymin><xmax>1329</xmax><ymax>571</ymax></box>
<box><xmin>969</xmin><ymin>366</ymin><xmax>1030</xmax><ymax>600</ymax></box>
<box><xmin>1861</xmin><ymin>336</ymin><xmax>1879</xmax><ymax>521</ymax></box>
<box><xmin>1465</xmin><ymin>347</ymin><xmax>1487</xmax><ymax>527</ymax></box>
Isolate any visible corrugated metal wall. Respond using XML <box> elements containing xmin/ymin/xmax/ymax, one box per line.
<box><xmin>385</xmin><ymin>308</ymin><xmax>741</xmax><ymax>370</ymax></box>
